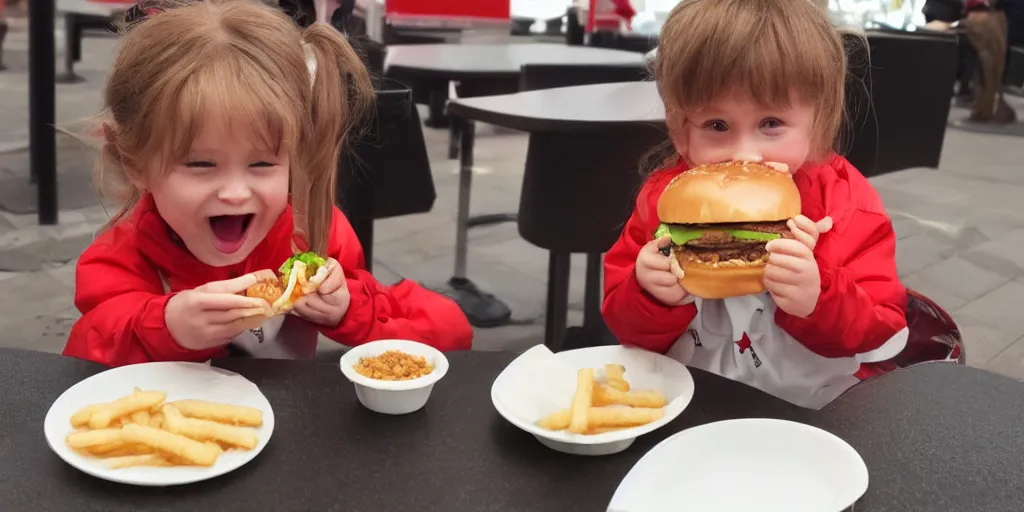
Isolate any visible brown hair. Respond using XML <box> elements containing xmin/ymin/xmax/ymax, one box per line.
<box><xmin>647</xmin><ymin>0</ymin><xmax>846</xmax><ymax>171</ymax></box>
<box><xmin>95</xmin><ymin>0</ymin><xmax>372</xmax><ymax>255</ymax></box>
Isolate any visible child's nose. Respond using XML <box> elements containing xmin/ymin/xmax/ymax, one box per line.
<box><xmin>217</xmin><ymin>176</ymin><xmax>252</xmax><ymax>204</ymax></box>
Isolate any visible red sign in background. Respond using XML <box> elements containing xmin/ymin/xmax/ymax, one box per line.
<box><xmin>385</xmin><ymin>0</ymin><xmax>511</xmax><ymax>27</ymax></box>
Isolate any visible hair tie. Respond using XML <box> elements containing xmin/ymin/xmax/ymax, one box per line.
<box><xmin>125</xmin><ymin>2</ymin><xmax>163</xmax><ymax>24</ymax></box>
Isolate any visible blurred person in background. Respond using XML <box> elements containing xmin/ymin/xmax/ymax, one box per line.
<box><xmin>923</xmin><ymin>0</ymin><xmax>1021</xmax><ymax>121</ymax></box>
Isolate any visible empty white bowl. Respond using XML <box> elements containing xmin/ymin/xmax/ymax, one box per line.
<box><xmin>339</xmin><ymin>339</ymin><xmax>449</xmax><ymax>415</ymax></box>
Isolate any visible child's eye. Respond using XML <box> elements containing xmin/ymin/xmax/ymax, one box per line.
<box><xmin>702</xmin><ymin>119</ymin><xmax>729</xmax><ymax>132</ymax></box>
<box><xmin>185</xmin><ymin>161</ymin><xmax>215</xmax><ymax>168</ymax></box>
<box><xmin>250</xmin><ymin>161</ymin><xmax>275</xmax><ymax>168</ymax></box>
<box><xmin>760</xmin><ymin>118</ymin><xmax>785</xmax><ymax>131</ymax></box>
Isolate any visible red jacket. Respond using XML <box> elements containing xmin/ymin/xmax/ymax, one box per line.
<box><xmin>602</xmin><ymin>155</ymin><xmax>907</xmax><ymax>360</ymax></box>
<box><xmin>64</xmin><ymin>195</ymin><xmax>473</xmax><ymax>366</ymax></box>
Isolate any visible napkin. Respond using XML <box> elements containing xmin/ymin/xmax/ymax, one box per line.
<box><xmin>494</xmin><ymin>345</ymin><xmax>578</xmax><ymax>421</ymax></box>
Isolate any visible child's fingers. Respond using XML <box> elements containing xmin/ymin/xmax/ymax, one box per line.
<box><xmin>815</xmin><ymin>216</ymin><xmax>834</xmax><ymax>235</ymax></box>
<box><xmin>639</xmin><ymin>254</ymin><xmax>672</xmax><ymax>274</ymax></box>
<box><xmin>194</xmin><ymin>292</ymin><xmax>269</xmax><ymax>312</ymax></box>
<box><xmin>787</xmin><ymin>218</ymin><xmax>817</xmax><ymax>249</ymax></box>
<box><xmin>646</xmin><ymin>270</ymin><xmax>681</xmax><ymax>287</ymax></box>
<box><xmin>763</xmin><ymin>264</ymin><xmax>802</xmax><ymax>286</ymax></box>
<box><xmin>316</xmin><ymin>259</ymin><xmax>345</xmax><ymax>295</ymax></box>
<box><xmin>668</xmin><ymin>257</ymin><xmax>686</xmax><ymax>280</ymax></box>
<box><xmin>766</xmin><ymin>252</ymin><xmax>805</xmax><ymax>273</ymax></box>
<box><xmin>766</xmin><ymin>238</ymin><xmax>811</xmax><ymax>258</ymax></box>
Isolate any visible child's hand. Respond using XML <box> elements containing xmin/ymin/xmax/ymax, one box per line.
<box><xmin>787</xmin><ymin>215</ymin><xmax>833</xmax><ymax>251</ymax></box>
<box><xmin>165</xmin><ymin>272</ymin><xmax>277</xmax><ymax>351</ymax></box>
<box><xmin>635</xmin><ymin>235</ymin><xmax>689</xmax><ymax>306</ymax></box>
<box><xmin>294</xmin><ymin>258</ymin><xmax>351</xmax><ymax>328</ymax></box>
<box><xmin>763</xmin><ymin>216</ymin><xmax>833</xmax><ymax>318</ymax></box>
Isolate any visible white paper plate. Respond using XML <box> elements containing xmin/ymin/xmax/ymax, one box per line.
<box><xmin>608</xmin><ymin>418</ymin><xmax>868</xmax><ymax>512</ymax></box>
<box><xmin>44</xmin><ymin>362</ymin><xmax>275</xmax><ymax>486</ymax></box>
<box><xmin>491</xmin><ymin>345</ymin><xmax>695</xmax><ymax>456</ymax></box>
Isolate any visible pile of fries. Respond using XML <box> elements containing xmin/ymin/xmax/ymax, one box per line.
<box><xmin>536</xmin><ymin>364</ymin><xmax>667</xmax><ymax>436</ymax></box>
<box><xmin>65</xmin><ymin>388</ymin><xmax>263</xmax><ymax>469</ymax></box>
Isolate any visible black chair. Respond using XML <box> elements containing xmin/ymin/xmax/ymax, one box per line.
<box><xmin>337</xmin><ymin>79</ymin><xmax>436</xmax><ymax>273</ymax></box>
<box><xmin>333</xmin><ymin>9</ymin><xmax>434</xmax><ymax>272</ymax></box>
<box><xmin>841</xmin><ymin>30</ymin><xmax>958</xmax><ymax>177</ymax></box>
<box><xmin>517</xmin><ymin>65</ymin><xmax>656</xmax><ymax>351</ymax></box>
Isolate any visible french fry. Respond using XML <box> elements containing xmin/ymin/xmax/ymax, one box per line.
<box><xmin>169</xmin><ymin>399</ymin><xmax>263</xmax><ymax>427</ymax></box>
<box><xmin>121</xmin><ymin>424</ymin><xmax>222</xmax><ymax>467</ymax></box>
<box><xmin>567</xmin><ymin>369</ymin><xmax>595</xmax><ymax>434</ymax></box>
<box><xmin>588</xmin><ymin>406</ymin><xmax>664</xmax><ymax>428</ymax></box>
<box><xmin>605</xmin><ymin>364</ymin><xmax>630</xmax><ymax>392</ymax></box>
<box><xmin>536</xmin><ymin>407</ymin><xmax>663</xmax><ymax>431</ymax></box>
<box><xmin>70</xmin><ymin>404</ymin><xmax>106</xmax><ymax>428</ymax></box>
<box><xmin>106</xmin><ymin>453</ymin><xmax>173</xmax><ymax>469</ymax></box>
<box><xmin>162</xmin><ymin>405</ymin><xmax>259</xmax><ymax>450</ymax></box>
<box><xmin>66</xmin><ymin>428</ymin><xmax>125</xmax><ymax>450</ymax></box>
<box><xmin>88</xmin><ymin>391</ymin><xmax>167</xmax><ymax>429</ymax></box>
<box><xmin>149</xmin><ymin>412</ymin><xmax>164</xmax><ymax>429</ymax></box>
<box><xmin>536</xmin><ymin>409</ymin><xmax>571</xmax><ymax>430</ymax></box>
<box><xmin>592</xmin><ymin>385</ymin><xmax>667</xmax><ymax>409</ymax></box>
<box><xmin>93</xmin><ymin>444</ymin><xmax>155</xmax><ymax>458</ymax></box>
<box><xmin>131</xmin><ymin>410</ymin><xmax>151</xmax><ymax>426</ymax></box>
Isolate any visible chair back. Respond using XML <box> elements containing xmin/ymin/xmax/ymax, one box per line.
<box><xmin>515</xmin><ymin>65</ymin><xmax>661</xmax><ymax>253</ymax></box>
<box><xmin>841</xmin><ymin>30</ymin><xmax>958</xmax><ymax>176</ymax></box>
<box><xmin>519</xmin><ymin>62</ymin><xmax>649</xmax><ymax>91</ymax></box>
<box><xmin>337</xmin><ymin>79</ymin><xmax>436</xmax><ymax>224</ymax></box>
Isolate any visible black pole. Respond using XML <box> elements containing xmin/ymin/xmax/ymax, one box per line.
<box><xmin>30</xmin><ymin>0</ymin><xmax>59</xmax><ymax>225</ymax></box>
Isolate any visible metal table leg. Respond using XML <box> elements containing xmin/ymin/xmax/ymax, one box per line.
<box><xmin>30</xmin><ymin>0</ymin><xmax>58</xmax><ymax>224</ymax></box>
<box><xmin>444</xmin><ymin>118</ymin><xmax>512</xmax><ymax>328</ymax></box>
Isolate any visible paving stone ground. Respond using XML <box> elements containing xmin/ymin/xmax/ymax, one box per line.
<box><xmin>3</xmin><ymin>25</ymin><xmax>1024</xmax><ymax>379</ymax></box>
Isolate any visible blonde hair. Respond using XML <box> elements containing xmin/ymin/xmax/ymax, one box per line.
<box><xmin>652</xmin><ymin>0</ymin><xmax>846</xmax><ymax>161</ymax></box>
<box><xmin>96</xmin><ymin>0</ymin><xmax>372</xmax><ymax>255</ymax></box>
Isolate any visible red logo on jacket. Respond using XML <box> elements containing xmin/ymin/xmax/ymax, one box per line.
<box><xmin>735</xmin><ymin>333</ymin><xmax>762</xmax><ymax>368</ymax></box>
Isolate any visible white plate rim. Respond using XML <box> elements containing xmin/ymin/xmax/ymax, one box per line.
<box><xmin>608</xmin><ymin>418</ymin><xmax>869</xmax><ymax>511</ymax></box>
<box><xmin>490</xmin><ymin>345</ymin><xmax>695</xmax><ymax>445</ymax></box>
<box><xmin>43</xmin><ymin>361</ymin><xmax>275</xmax><ymax>487</ymax></box>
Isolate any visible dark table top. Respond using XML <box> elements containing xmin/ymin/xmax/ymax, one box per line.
<box><xmin>384</xmin><ymin>43</ymin><xmax>644</xmax><ymax>80</ymax></box>
<box><xmin>447</xmin><ymin>81</ymin><xmax>665</xmax><ymax>132</ymax></box>
<box><xmin>3</xmin><ymin>348</ymin><xmax>1024</xmax><ymax>511</ymax></box>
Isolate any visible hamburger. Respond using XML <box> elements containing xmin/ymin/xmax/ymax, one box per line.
<box><xmin>241</xmin><ymin>252</ymin><xmax>330</xmax><ymax>328</ymax></box>
<box><xmin>654</xmin><ymin>161</ymin><xmax>800</xmax><ymax>299</ymax></box>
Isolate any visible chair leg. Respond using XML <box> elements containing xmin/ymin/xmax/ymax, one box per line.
<box><xmin>0</xmin><ymin>21</ymin><xmax>7</xmax><ymax>71</ymax></box>
<box><xmin>544</xmin><ymin>251</ymin><xmax>571</xmax><ymax>351</ymax></box>
<box><xmin>582</xmin><ymin>253</ymin><xmax>602</xmax><ymax>333</ymax></box>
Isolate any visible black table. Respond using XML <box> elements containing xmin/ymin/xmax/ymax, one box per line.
<box><xmin>447</xmin><ymin>82</ymin><xmax>665</xmax><ymax>349</ymax></box>
<box><xmin>4</xmin><ymin>348</ymin><xmax>1024</xmax><ymax>511</ymax></box>
<box><xmin>383</xmin><ymin>44</ymin><xmax>645</xmax><ymax>329</ymax></box>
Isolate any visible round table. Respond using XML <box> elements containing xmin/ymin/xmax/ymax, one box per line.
<box><xmin>384</xmin><ymin>43</ymin><xmax>644</xmax><ymax>81</ymax></box>
<box><xmin>3</xmin><ymin>348</ymin><xmax>1024</xmax><ymax>511</ymax></box>
<box><xmin>446</xmin><ymin>81</ymin><xmax>665</xmax><ymax>350</ymax></box>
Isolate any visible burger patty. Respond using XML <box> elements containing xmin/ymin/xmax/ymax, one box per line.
<box><xmin>681</xmin><ymin>221</ymin><xmax>791</xmax><ymax>250</ymax></box>
<box><xmin>676</xmin><ymin>245</ymin><xmax>769</xmax><ymax>265</ymax></box>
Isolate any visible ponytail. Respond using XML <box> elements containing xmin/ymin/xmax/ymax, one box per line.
<box><xmin>292</xmin><ymin>22</ymin><xmax>374</xmax><ymax>255</ymax></box>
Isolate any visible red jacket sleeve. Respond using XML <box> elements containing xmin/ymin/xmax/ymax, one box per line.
<box><xmin>775</xmin><ymin>208</ymin><xmax>907</xmax><ymax>359</ymax></box>
<box><xmin>63</xmin><ymin>234</ymin><xmax>223</xmax><ymax>367</ymax></box>
<box><xmin>317</xmin><ymin>208</ymin><xmax>473</xmax><ymax>351</ymax></box>
<box><xmin>602</xmin><ymin>169</ymin><xmax>697</xmax><ymax>354</ymax></box>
